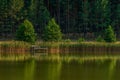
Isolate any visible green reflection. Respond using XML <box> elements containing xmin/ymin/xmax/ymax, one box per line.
<box><xmin>1</xmin><ymin>56</ymin><xmax>120</xmax><ymax>80</ymax></box>
<box><xmin>24</xmin><ymin>59</ymin><xmax>36</xmax><ymax>80</ymax></box>
<box><xmin>108</xmin><ymin>59</ymin><xmax>117</xmax><ymax>80</ymax></box>
<box><xmin>47</xmin><ymin>62</ymin><xmax>62</xmax><ymax>80</ymax></box>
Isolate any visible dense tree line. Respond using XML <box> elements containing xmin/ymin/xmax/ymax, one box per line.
<box><xmin>0</xmin><ymin>0</ymin><xmax>119</xmax><ymax>40</ymax></box>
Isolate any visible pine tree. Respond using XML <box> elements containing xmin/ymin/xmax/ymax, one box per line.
<box><xmin>20</xmin><ymin>0</ymin><xmax>50</xmax><ymax>36</ymax></box>
<box><xmin>90</xmin><ymin>0</ymin><xmax>111</xmax><ymax>36</ymax></box>
<box><xmin>101</xmin><ymin>0</ymin><xmax>111</xmax><ymax>28</ymax></box>
<box><xmin>42</xmin><ymin>18</ymin><xmax>62</xmax><ymax>41</ymax></box>
<box><xmin>81</xmin><ymin>0</ymin><xmax>90</xmax><ymax>37</ymax></box>
<box><xmin>16</xmin><ymin>20</ymin><xmax>36</xmax><ymax>43</ymax></box>
<box><xmin>0</xmin><ymin>0</ymin><xmax>24</xmax><ymax>19</ymax></box>
<box><xmin>114</xmin><ymin>4</ymin><xmax>120</xmax><ymax>36</ymax></box>
<box><xmin>89</xmin><ymin>0</ymin><xmax>102</xmax><ymax>35</ymax></box>
<box><xmin>104</xmin><ymin>25</ymin><xmax>116</xmax><ymax>42</ymax></box>
<box><xmin>0</xmin><ymin>0</ymin><xmax>24</xmax><ymax>37</ymax></box>
<box><xmin>35</xmin><ymin>0</ymin><xmax>50</xmax><ymax>35</ymax></box>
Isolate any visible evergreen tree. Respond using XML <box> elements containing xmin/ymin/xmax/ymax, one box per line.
<box><xmin>104</xmin><ymin>25</ymin><xmax>116</xmax><ymax>42</ymax></box>
<box><xmin>0</xmin><ymin>0</ymin><xmax>24</xmax><ymax>37</ymax></box>
<box><xmin>19</xmin><ymin>0</ymin><xmax>50</xmax><ymax>36</ymax></box>
<box><xmin>81</xmin><ymin>0</ymin><xmax>90</xmax><ymax>37</ymax></box>
<box><xmin>0</xmin><ymin>0</ymin><xmax>24</xmax><ymax>20</ymax></box>
<box><xmin>16</xmin><ymin>19</ymin><xmax>36</xmax><ymax>43</ymax></box>
<box><xmin>89</xmin><ymin>0</ymin><xmax>102</xmax><ymax>35</ymax></box>
<box><xmin>101</xmin><ymin>0</ymin><xmax>111</xmax><ymax>29</ymax></box>
<box><xmin>35</xmin><ymin>0</ymin><xmax>50</xmax><ymax>35</ymax></box>
<box><xmin>114</xmin><ymin>4</ymin><xmax>120</xmax><ymax>36</ymax></box>
<box><xmin>42</xmin><ymin>18</ymin><xmax>62</xmax><ymax>41</ymax></box>
<box><xmin>89</xmin><ymin>0</ymin><xmax>111</xmax><ymax>36</ymax></box>
<box><xmin>0</xmin><ymin>0</ymin><xmax>120</xmax><ymax>40</ymax></box>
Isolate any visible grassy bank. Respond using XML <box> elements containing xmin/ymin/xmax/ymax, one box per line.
<box><xmin>0</xmin><ymin>41</ymin><xmax>30</xmax><ymax>55</ymax></box>
<box><xmin>1</xmin><ymin>41</ymin><xmax>120</xmax><ymax>56</ymax></box>
<box><xmin>36</xmin><ymin>41</ymin><xmax>120</xmax><ymax>55</ymax></box>
<box><xmin>36</xmin><ymin>41</ymin><xmax>120</xmax><ymax>48</ymax></box>
<box><xmin>0</xmin><ymin>41</ymin><xmax>120</xmax><ymax>62</ymax></box>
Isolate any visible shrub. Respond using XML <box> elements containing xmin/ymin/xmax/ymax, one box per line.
<box><xmin>78</xmin><ymin>38</ymin><xmax>85</xmax><ymax>42</ymax></box>
<box><xmin>16</xmin><ymin>19</ymin><xmax>36</xmax><ymax>43</ymax></box>
<box><xmin>64</xmin><ymin>39</ymin><xmax>72</xmax><ymax>42</ymax></box>
<box><xmin>96</xmin><ymin>35</ymin><xmax>105</xmax><ymax>42</ymax></box>
<box><xmin>42</xmin><ymin>18</ymin><xmax>62</xmax><ymax>41</ymax></box>
<box><xmin>104</xmin><ymin>25</ymin><xmax>116</xmax><ymax>42</ymax></box>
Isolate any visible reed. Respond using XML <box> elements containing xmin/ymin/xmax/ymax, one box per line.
<box><xmin>0</xmin><ymin>41</ymin><xmax>31</xmax><ymax>55</ymax></box>
<box><xmin>33</xmin><ymin>55</ymin><xmax>120</xmax><ymax>64</ymax></box>
<box><xmin>58</xmin><ymin>42</ymin><xmax>120</xmax><ymax>55</ymax></box>
<box><xmin>0</xmin><ymin>55</ymin><xmax>31</xmax><ymax>61</ymax></box>
<box><xmin>1</xmin><ymin>41</ymin><xmax>120</xmax><ymax>56</ymax></box>
<box><xmin>0</xmin><ymin>41</ymin><xmax>30</xmax><ymax>47</ymax></box>
<box><xmin>34</xmin><ymin>41</ymin><xmax>120</xmax><ymax>55</ymax></box>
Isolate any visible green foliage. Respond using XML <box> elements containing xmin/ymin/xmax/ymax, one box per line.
<box><xmin>0</xmin><ymin>41</ymin><xmax>30</xmax><ymax>48</ymax></box>
<box><xmin>78</xmin><ymin>38</ymin><xmax>85</xmax><ymax>42</ymax></box>
<box><xmin>116</xmin><ymin>4</ymin><xmax>120</xmax><ymax>22</ymax></box>
<box><xmin>0</xmin><ymin>0</ymin><xmax>120</xmax><ymax>41</ymax></box>
<box><xmin>43</xmin><ymin>18</ymin><xmax>62</xmax><ymax>41</ymax></box>
<box><xmin>104</xmin><ymin>25</ymin><xmax>116</xmax><ymax>42</ymax></box>
<box><xmin>0</xmin><ymin>0</ymin><xmax>24</xmax><ymax>17</ymax></box>
<box><xmin>26</xmin><ymin>0</ymin><xmax>50</xmax><ymax>35</ymax></box>
<box><xmin>64</xmin><ymin>39</ymin><xmax>72</xmax><ymax>42</ymax></box>
<box><xmin>0</xmin><ymin>0</ymin><xmax>24</xmax><ymax>37</ymax></box>
<box><xmin>16</xmin><ymin>19</ymin><xmax>36</xmax><ymax>43</ymax></box>
<box><xmin>36</xmin><ymin>0</ymin><xmax>50</xmax><ymax>27</ymax></box>
<box><xmin>96</xmin><ymin>36</ymin><xmax>105</xmax><ymax>42</ymax></box>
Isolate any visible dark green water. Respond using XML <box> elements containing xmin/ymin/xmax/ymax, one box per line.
<box><xmin>0</xmin><ymin>59</ymin><xmax>120</xmax><ymax>80</ymax></box>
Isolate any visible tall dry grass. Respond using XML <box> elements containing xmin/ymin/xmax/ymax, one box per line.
<box><xmin>0</xmin><ymin>41</ymin><xmax>30</xmax><ymax>55</ymax></box>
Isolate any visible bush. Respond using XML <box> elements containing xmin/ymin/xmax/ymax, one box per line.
<box><xmin>96</xmin><ymin>35</ymin><xmax>105</xmax><ymax>42</ymax></box>
<box><xmin>78</xmin><ymin>38</ymin><xmax>85</xmax><ymax>42</ymax></box>
<box><xmin>104</xmin><ymin>25</ymin><xmax>116</xmax><ymax>42</ymax></box>
<box><xmin>16</xmin><ymin>19</ymin><xmax>36</xmax><ymax>43</ymax></box>
<box><xmin>42</xmin><ymin>18</ymin><xmax>62</xmax><ymax>41</ymax></box>
<box><xmin>64</xmin><ymin>39</ymin><xmax>72</xmax><ymax>42</ymax></box>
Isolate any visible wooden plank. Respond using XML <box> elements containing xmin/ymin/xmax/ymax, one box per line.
<box><xmin>31</xmin><ymin>45</ymin><xmax>48</xmax><ymax>55</ymax></box>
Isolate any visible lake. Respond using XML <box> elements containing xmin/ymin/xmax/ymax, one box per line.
<box><xmin>0</xmin><ymin>57</ymin><xmax>120</xmax><ymax>80</ymax></box>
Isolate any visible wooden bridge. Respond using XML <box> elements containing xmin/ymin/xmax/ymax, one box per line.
<box><xmin>31</xmin><ymin>45</ymin><xmax>48</xmax><ymax>56</ymax></box>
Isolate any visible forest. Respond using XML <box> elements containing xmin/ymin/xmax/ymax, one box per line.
<box><xmin>0</xmin><ymin>0</ymin><xmax>119</xmax><ymax>40</ymax></box>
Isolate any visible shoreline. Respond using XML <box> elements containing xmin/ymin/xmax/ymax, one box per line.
<box><xmin>1</xmin><ymin>41</ymin><xmax>120</xmax><ymax>56</ymax></box>
<box><xmin>0</xmin><ymin>55</ymin><xmax>120</xmax><ymax>62</ymax></box>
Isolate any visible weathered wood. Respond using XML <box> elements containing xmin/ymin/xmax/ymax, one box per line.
<box><xmin>31</xmin><ymin>45</ymin><xmax>48</xmax><ymax>55</ymax></box>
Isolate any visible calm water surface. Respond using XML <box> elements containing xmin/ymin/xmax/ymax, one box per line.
<box><xmin>0</xmin><ymin>59</ymin><xmax>120</xmax><ymax>80</ymax></box>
